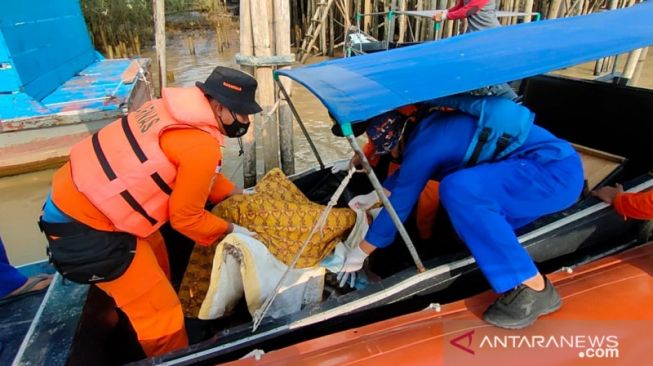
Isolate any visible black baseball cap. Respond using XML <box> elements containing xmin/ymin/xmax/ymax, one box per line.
<box><xmin>196</xmin><ymin>66</ymin><xmax>263</xmax><ymax>115</ymax></box>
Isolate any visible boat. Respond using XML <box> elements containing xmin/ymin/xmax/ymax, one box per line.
<box><xmin>0</xmin><ymin>0</ymin><xmax>151</xmax><ymax>178</ymax></box>
<box><xmin>222</xmin><ymin>240</ymin><xmax>653</xmax><ymax>365</ymax></box>
<box><xmin>6</xmin><ymin>3</ymin><xmax>653</xmax><ymax>365</ymax></box>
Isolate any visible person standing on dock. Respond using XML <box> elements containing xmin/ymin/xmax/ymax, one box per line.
<box><xmin>341</xmin><ymin>95</ymin><xmax>584</xmax><ymax>329</ymax></box>
<box><xmin>432</xmin><ymin>0</ymin><xmax>518</xmax><ymax>100</ymax></box>
<box><xmin>38</xmin><ymin>66</ymin><xmax>261</xmax><ymax>357</ymax></box>
<box><xmin>432</xmin><ymin>0</ymin><xmax>500</xmax><ymax>33</ymax></box>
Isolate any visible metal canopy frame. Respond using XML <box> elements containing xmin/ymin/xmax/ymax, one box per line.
<box><xmin>274</xmin><ymin>76</ymin><xmax>426</xmax><ymax>273</ymax></box>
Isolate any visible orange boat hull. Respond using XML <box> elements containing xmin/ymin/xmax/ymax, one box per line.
<box><xmin>227</xmin><ymin>242</ymin><xmax>653</xmax><ymax>366</ymax></box>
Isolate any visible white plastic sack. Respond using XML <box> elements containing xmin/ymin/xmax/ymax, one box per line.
<box><xmin>199</xmin><ymin>233</ymin><xmax>325</xmax><ymax>320</ymax></box>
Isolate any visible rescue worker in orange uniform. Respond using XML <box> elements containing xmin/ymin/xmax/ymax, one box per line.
<box><xmin>593</xmin><ymin>184</ymin><xmax>653</xmax><ymax>219</ymax></box>
<box><xmin>38</xmin><ymin>66</ymin><xmax>261</xmax><ymax>357</ymax></box>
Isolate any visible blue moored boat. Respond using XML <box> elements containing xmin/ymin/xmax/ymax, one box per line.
<box><xmin>0</xmin><ymin>0</ymin><xmax>150</xmax><ymax>177</ymax></box>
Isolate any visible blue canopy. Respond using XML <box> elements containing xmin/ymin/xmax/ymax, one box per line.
<box><xmin>277</xmin><ymin>1</ymin><xmax>653</xmax><ymax>126</ymax></box>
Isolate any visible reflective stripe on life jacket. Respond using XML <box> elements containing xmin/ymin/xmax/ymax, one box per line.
<box><xmin>69</xmin><ymin>87</ymin><xmax>223</xmax><ymax>237</ymax></box>
<box><xmin>424</xmin><ymin>95</ymin><xmax>534</xmax><ymax>166</ymax></box>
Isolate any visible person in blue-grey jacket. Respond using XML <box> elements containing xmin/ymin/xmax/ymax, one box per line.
<box><xmin>0</xmin><ymin>235</ymin><xmax>52</xmax><ymax>304</ymax></box>
<box><xmin>339</xmin><ymin>95</ymin><xmax>584</xmax><ymax>329</ymax></box>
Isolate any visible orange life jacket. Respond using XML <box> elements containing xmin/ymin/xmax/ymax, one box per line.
<box><xmin>69</xmin><ymin>87</ymin><xmax>224</xmax><ymax>238</ymax></box>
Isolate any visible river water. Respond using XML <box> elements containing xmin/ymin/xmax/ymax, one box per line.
<box><xmin>1</xmin><ymin>27</ymin><xmax>651</xmax><ymax>265</ymax></box>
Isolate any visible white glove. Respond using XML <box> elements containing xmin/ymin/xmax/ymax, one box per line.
<box><xmin>348</xmin><ymin>191</ymin><xmax>380</xmax><ymax>211</ymax></box>
<box><xmin>336</xmin><ymin>244</ymin><xmax>369</xmax><ymax>288</ymax></box>
<box><xmin>330</xmin><ymin>160</ymin><xmax>351</xmax><ymax>174</ymax></box>
<box><xmin>231</xmin><ymin>223</ymin><xmax>257</xmax><ymax>237</ymax></box>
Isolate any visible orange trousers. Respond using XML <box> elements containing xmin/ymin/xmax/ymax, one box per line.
<box><xmin>416</xmin><ymin>181</ymin><xmax>440</xmax><ymax>240</ymax></box>
<box><xmin>388</xmin><ymin>162</ymin><xmax>440</xmax><ymax>240</ymax></box>
<box><xmin>96</xmin><ymin>231</ymin><xmax>188</xmax><ymax>357</ymax></box>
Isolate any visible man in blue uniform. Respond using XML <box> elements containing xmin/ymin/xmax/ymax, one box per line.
<box><xmin>340</xmin><ymin>95</ymin><xmax>584</xmax><ymax>329</ymax></box>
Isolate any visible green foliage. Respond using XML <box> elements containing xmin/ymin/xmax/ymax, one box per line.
<box><xmin>80</xmin><ymin>0</ymin><xmax>220</xmax><ymax>57</ymax></box>
<box><xmin>81</xmin><ymin>0</ymin><xmax>153</xmax><ymax>56</ymax></box>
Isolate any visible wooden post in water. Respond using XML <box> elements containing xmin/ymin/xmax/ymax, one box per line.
<box><xmin>251</xmin><ymin>0</ymin><xmax>280</xmax><ymax>172</ymax></box>
<box><xmin>436</xmin><ymin>0</ymin><xmax>446</xmax><ymax>38</ymax></box>
<box><xmin>321</xmin><ymin>7</ymin><xmax>328</xmax><ymax>55</ymax></box>
<box><xmin>499</xmin><ymin>0</ymin><xmax>507</xmax><ymax>25</ymax></box>
<box><xmin>415</xmin><ymin>0</ymin><xmax>423</xmax><ymax>41</ymax></box>
<box><xmin>425</xmin><ymin>0</ymin><xmax>435</xmax><ymax>40</ymax></box>
<box><xmin>240</xmin><ymin>0</ymin><xmax>257</xmax><ymax>187</ymax></box>
<box><xmin>419</xmin><ymin>0</ymin><xmax>427</xmax><ymax>41</ymax></box>
<box><xmin>581</xmin><ymin>0</ymin><xmax>590</xmax><ymax>15</ymax></box>
<box><xmin>445</xmin><ymin>0</ymin><xmax>455</xmax><ymax>38</ymax></box>
<box><xmin>306</xmin><ymin>0</ymin><xmax>312</xmax><ymax>37</ymax></box>
<box><xmin>100</xmin><ymin>28</ymin><xmax>109</xmax><ymax>57</ymax></box>
<box><xmin>398</xmin><ymin>0</ymin><xmax>407</xmax><ymax>43</ymax></box>
<box><xmin>133</xmin><ymin>34</ymin><xmax>141</xmax><ymax>56</ymax></box>
<box><xmin>343</xmin><ymin>0</ymin><xmax>348</xmax><ymax>35</ymax></box>
<box><xmin>363</xmin><ymin>0</ymin><xmax>372</xmax><ymax>33</ymax></box>
<box><xmin>329</xmin><ymin>5</ymin><xmax>335</xmax><ymax>56</ymax></box>
<box><xmin>372</xmin><ymin>0</ymin><xmax>380</xmax><ymax>39</ymax></box>
<box><xmin>622</xmin><ymin>48</ymin><xmax>643</xmax><ymax>83</ymax></box>
<box><xmin>343</xmin><ymin>0</ymin><xmax>351</xmax><ymax>46</ymax></box>
<box><xmin>594</xmin><ymin>0</ymin><xmax>619</xmax><ymax>75</ymax></box>
<box><xmin>216</xmin><ymin>24</ymin><xmax>224</xmax><ymax>53</ymax></box>
<box><xmin>570</xmin><ymin>0</ymin><xmax>583</xmax><ymax>16</ymax></box>
<box><xmin>523</xmin><ymin>0</ymin><xmax>534</xmax><ymax>22</ymax></box>
<box><xmin>386</xmin><ymin>0</ymin><xmax>397</xmax><ymax>46</ymax></box>
<box><xmin>274</xmin><ymin>0</ymin><xmax>296</xmax><ymax>176</ymax></box>
<box><xmin>153</xmin><ymin>0</ymin><xmax>166</xmax><ymax>94</ymax></box>
<box><xmin>631</xmin><ymin>47</ymin><xmax>649</xmax><ymax>86</ymax></box>
<box><xmin>508</xmin><ymin>0</ymin><xmax>517</xmax><ymax>25</ymax></box>
<box><xmin>547</xmin><ymin>0</ymin><xmax>563</xmax><ymax>19</ymax></box>
<box><xmin>186</xmin><ymin>36</ymin><xmax>196</xmax><ymax>55</ymax></box>
<box><xmin>291</xmin><ymin>0</ymin><xmax>301</xmax><ymax>46</ymax></box>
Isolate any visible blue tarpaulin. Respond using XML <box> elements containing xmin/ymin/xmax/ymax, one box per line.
<box><xmin>0</xmin><ymin>0</ymin><xmax>96</xmax><ymax>101</ymax></box>
<box><xmin>277</xmin><ymin>1</ymin><xmax>653</xmax><ymax>126</ymax></box>
<box><xmin>0</xmin><ymin>0</ymin><xmax>143</xmax><ymax>122</ymax></box>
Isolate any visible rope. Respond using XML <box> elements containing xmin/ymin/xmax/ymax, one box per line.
<box><xmin>252</xmin><ymin>165</ymin><xmax>358</xmax><ymax>332</ymax></box>
<box><xmin>136</xmin><ymin>59</ymin><xmax>154</xmax><ymax>101</ymax></box>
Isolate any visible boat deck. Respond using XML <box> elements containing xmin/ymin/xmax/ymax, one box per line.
<box><xmin>0</xmin><ymin>261</ymin><xmax>55</xmax><ymax>365</ymax></box>
<box><xmin>1</xmin><ymin>261</ymin><xmax>89</xmax><ymax>366</ymax></box>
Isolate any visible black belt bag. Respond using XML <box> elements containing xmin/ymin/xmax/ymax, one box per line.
<box><xmin>39</xmin><ymin>219</ymin><xmax>137</xmax><ymax>284</ymax></box>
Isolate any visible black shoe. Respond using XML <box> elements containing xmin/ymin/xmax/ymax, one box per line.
<box><xmin>483</xmin><ymin>277</ymin><xmax>561</xmax><ymax>329</ymax></box>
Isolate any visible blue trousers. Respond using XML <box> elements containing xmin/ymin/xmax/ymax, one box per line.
<box><xmin>439</xmin><ymin>153</ymin><xmax>584</xmax><ymax>293</ymax></box>
<box><xmin>0</xmin><ymin>236</ymin><xmax>28</xmax><ymax>298</ymax></box>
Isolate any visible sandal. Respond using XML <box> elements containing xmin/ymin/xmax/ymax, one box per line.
<box><xmin>0</xmin><ymin>274</ymin><xmax>53</xmax><ymax>305</ymax></box>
